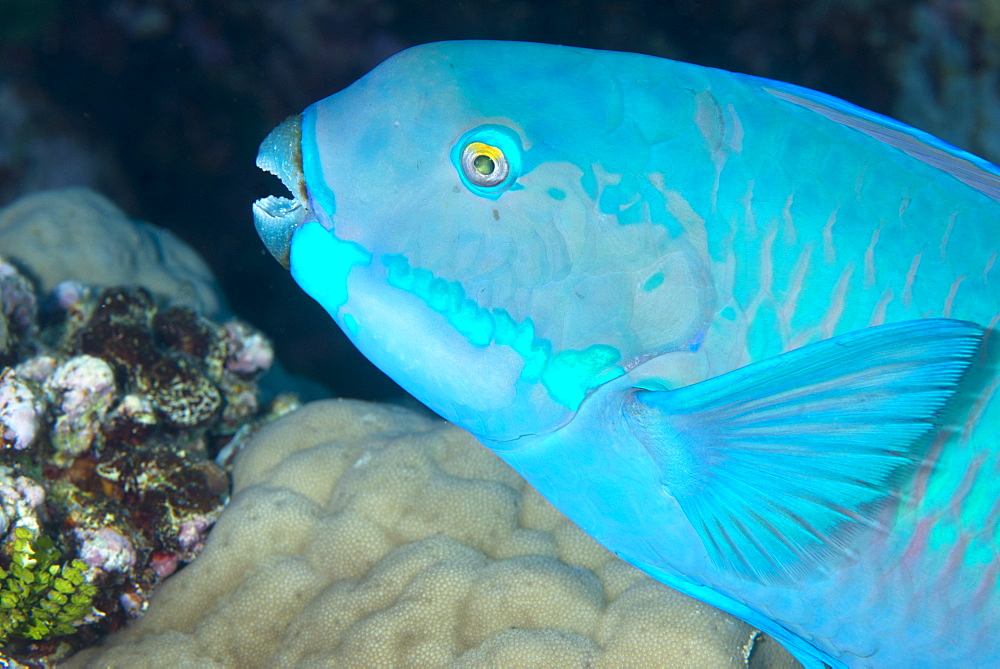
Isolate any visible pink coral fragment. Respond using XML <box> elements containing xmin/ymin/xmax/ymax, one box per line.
<box><xmin>74</xmin><ymin>527</ymin><xmax>137</xmax><ymax>573</ymax></box>
<box><xmin>0</xmin><ymin>368</ymin><xmax>45</xmax><ymax>451</ymax></box>
<box><xmin>223</xmin><ymin>320</ymin><xmax>274</xmax><ymax>375</ymax></box>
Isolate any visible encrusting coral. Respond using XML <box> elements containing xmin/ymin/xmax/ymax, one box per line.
<box><xmin>69</xmin><ymin>399</ymin><xmax>799</xmax><ymax>668</ymax></box>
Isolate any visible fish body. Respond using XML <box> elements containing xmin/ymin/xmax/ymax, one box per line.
<box><xmin>253</xmin><ymin>41</ymin><xmax>1000</xmax><ymax>667</ymax></box>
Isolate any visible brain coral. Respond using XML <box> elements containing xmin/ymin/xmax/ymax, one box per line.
<box><xmin>70</xmin><ymin>399</ymin><xmax>798</xmax><ymax>668</ymax></box>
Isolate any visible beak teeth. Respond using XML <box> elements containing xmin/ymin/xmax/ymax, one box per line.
<box><xmin>253</xmin><ymin>114</ymin><xmax>307</xmax><ymax>269</ymax></box>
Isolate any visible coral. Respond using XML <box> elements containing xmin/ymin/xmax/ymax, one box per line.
<box><xmin>0</xmin><ymin>467</ymin><xmax>45</xmax><ymax>540</ymax></box>
<box><xmin>222</xmin><ymin>320</ymin><xmax>274</xmax><ymax>375</ymax></box>
<box><xmin>31</xmin><ymin>274</ymin><xmax>271</xmax><ymax>437</ymax></box>
<box><xmin>0</xmin><ymin>189</ymin><xmax>224</xmax><ymax>318</ymax></box>
<box><xmin>45</xmin><ymin>356</ymin><xmax>117</xmax><ymax>463</ymax></box>
<box><xmin>0</xmin><ymin>259</ymin><xmax>37</xmax><ymax>341</ymax></box>
<box><xmin>58</xmin><ymin>284</ymin><xmax>271</xmax><ymax>431</ymax></box>
<box><xmin>0</xmin><ymin>252</ymin><xmax>285</xmax><ymax>664</ymax></box>
<box><xmin>100</xmin><ymin>393</ymin><xmax>156</xmax><ymax>447</ymax></box>
<box><xmin>136</xmin><ymin>355</ymin><xmax>222</xmax><ymax>429</ymax></box>
<box><xmin>0</xmin><ymin>256</ymin><xmax>38</xmax><ymax>364</ymax></box>
<box><xmin>0</xmin><ymin>368</ymin><xmax>46</xmax><ymax>452</ymax></box>
<box><xmin>68</xmin><ymin>400</ymin><xmax>799</xmax><ymax>667</ymax></box>
<box><xmin>72</xmin><ymin>528</ymin><xmax>136</xmax><ymax>575</ymax></box>
<box><xmin>13</xmin><ymin>354</ymin><xmax>58</xmax><ymax>384</ymax></box>
<box><xmin>0</xmin><ymin>527</ymin><xmax>98</xmax><ymax>644</ymax></box>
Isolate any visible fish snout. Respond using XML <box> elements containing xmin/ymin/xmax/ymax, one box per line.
<box><xmin>253</xmin><ymin>114</ymin><xmax>309</xmax><ymax>269</ymax></box>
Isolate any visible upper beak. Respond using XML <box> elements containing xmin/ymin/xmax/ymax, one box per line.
<box><xmin>252</xmin><ymin>114</ymin><xmax>309</xmax><ymax>269</ymax></box>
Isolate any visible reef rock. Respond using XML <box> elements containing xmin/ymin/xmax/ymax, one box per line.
<box><xmin>0</xmin><ymin>188</ymin><xmax>223</xmax><ymax>317</ymax></box>
<box><xmin>69</xmin><ymin>399</ymin><xmax>798</xmax><ymax>668</ymax></box>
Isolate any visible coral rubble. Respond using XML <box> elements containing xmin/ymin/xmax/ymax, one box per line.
<box><xmin>0</xmin><ymin>254</ymin><xmax>288</xmax><ymax>664</ymax></box>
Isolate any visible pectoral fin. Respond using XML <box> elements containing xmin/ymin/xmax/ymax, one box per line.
<box><xmin>624</xmin><ymin>319</ymin><xmax>983</xmax><ymax>582</ymax></box>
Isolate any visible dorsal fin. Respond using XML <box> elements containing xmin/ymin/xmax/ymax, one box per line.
<box><xmin>750</xmin><ymin>76</ymin><xmax>1000</xmax><ymax>202</ymax></box>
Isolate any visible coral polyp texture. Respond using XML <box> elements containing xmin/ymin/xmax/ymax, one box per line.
<box><xmin>68</xmin><ymin>400</ymin><xmax>798</xmax><ymax>668</ymax></box>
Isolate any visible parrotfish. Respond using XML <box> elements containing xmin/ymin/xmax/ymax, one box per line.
<box><xmin>252</xmin><ymin>41</ymin><xmax>1000</xmax><ymax>667</ymax></box>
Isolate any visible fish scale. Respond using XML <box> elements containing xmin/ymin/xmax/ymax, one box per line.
<box><xmin>719</xmin><ymin>79</ymin><xmax>999</xmax><ymax>552</ymax></box>
<box><xmin>253</xmin><ymin>41</ymin><xmax>1000</xmax><ymax>666</ymax></box>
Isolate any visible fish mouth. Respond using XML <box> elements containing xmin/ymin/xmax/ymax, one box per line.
<box><xmin>252</xmin><ymin>114</ymin><xmax>309</xmax><ymax>269</ymax></box>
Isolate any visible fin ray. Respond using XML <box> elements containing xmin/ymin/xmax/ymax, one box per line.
<box><xmin>625</xmin><ymin>319</ymin><xmax>983</xmax><ymax>582</ymax></box>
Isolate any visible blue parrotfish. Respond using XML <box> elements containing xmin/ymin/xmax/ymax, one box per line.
<box><xmin>252</xmin><ymin>41</ymin><xmax>1000</xmax><ymax>667</ymax></box>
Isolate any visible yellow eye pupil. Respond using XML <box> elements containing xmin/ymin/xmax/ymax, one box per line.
<box><xmin>473</xmin><ymin>154</ymin><xmax>495</xmax><ymax>175</ymax></box>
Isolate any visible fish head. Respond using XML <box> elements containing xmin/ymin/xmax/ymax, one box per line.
<box><xmin>253</xmin><ymin>40</ymin><xmax>715</xmax><ymax>444</ymax></box>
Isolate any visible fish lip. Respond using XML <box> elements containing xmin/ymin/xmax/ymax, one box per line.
<box><xmin>252</xmin><ymin>114</ymin><xmax>309</xmax><ymax>269</ymax></box>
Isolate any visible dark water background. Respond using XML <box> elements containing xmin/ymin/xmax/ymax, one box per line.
<box><xmin>1</xmin><ymin>0</ymin><xmax>996</xmax><ymax>404</ymax></box>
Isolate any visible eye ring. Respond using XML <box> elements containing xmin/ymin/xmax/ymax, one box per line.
<box><xmin>452</xmin><ymin>125</ymin><xmax>523</xmax><ymax>199</ymax></box>
<box><xmin>461</xmin><ymin>141</ymin><xmax>510</xmax><ymax>187</ymax></box>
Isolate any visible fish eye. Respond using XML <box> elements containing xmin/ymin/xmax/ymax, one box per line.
<box><xmin>461</xmin><ymin>142</ymin><xmax>509</xmax><ymax>187</ymax></box>
<box><xmin>451</xmin><ymin>124</ymin><xmax>523</xmax><ymax>199</ymax></box>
